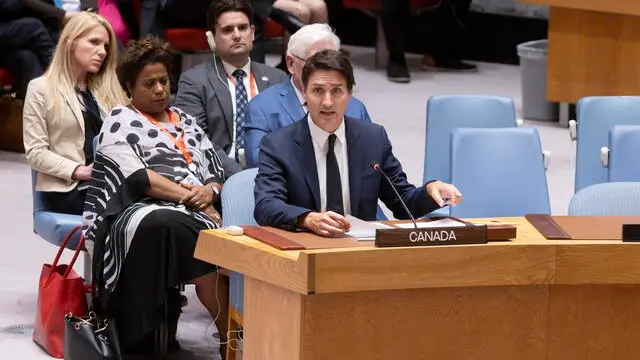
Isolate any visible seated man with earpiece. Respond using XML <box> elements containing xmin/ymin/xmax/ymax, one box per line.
<box><xmin>174</xmin><ymin>0</ymin><xmax>288</xmax><ymax>176</ymax></box>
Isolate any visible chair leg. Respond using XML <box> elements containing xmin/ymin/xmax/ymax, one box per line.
<box><xmin>226</xmin><ymin>312</ymin><xmax>237</xmax><ymax>360</ymax></box>
<box><xmin>83</xmin><ymin>250</ymin><xmax>92</xmax><ymax>285</ymax></box>
<box><xmin>155</xmin><ymin>301</ymin><xmax>169</xmax><ymax>358</ymax></box>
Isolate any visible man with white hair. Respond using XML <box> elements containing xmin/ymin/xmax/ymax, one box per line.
<box><xmin>245</xmin><ymin>23</ymin><xmax>372</xmax><ymax>167</ymax></box>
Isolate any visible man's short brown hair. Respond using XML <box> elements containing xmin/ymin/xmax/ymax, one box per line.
<box><xmin>207</xmin><ymin>0</ymin><xmax>255</xmax><ymax>33</ymax></box>
<box><xmin>302</xmin><ymin>49</ymin><xmax>355</xmax><ymax>92</ymax></box>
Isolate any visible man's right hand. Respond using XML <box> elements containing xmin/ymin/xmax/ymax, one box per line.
<box><xmin>298</xmin><ymin>211</ymin><xmax>351</xmax><ymax>237</ymax></box>
<box><xmin>72</xmin><ymin>164</ymin><xmax>93</xmax><ymax>181</ymax></box>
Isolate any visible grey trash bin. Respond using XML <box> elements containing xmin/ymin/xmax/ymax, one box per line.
<box><xmin>517</xmin><ymin>40</ymin><xmax>558</xmax><ymax>121</ymax></box>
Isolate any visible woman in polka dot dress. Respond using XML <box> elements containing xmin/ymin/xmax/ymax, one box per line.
<box><xmin>82</xmin><ymin>36</ymin><xmax>230</xmax><ymax>356</ymax></box>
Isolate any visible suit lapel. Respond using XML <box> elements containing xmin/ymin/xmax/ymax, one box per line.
<box><xmin>345</xmin><ymin>118</ymin><xmax>363</xmax><ymax>217</ymax></box>
<box><xmin>251</xmin><ymin>63</ymin><xmax>271</xmax><ymax>92</ymax></box>
<box><xmin>208</xmin><ymin>57</ymin><xmax>234</xmax><ymax>136</ymax></box>
<box><xmin>280</xmin><ymin>81</ymin><xmax>305</xmax><ymax>123</ymax></box>
<box><xmin>294</xmin><ymin>118</ymin><xmax>320</xmax><ymax>210</ymax></box>
<box><xmin>60</xmin><ymin>90</ymin><xmax>84</xmax><ymax>132</ymax></box>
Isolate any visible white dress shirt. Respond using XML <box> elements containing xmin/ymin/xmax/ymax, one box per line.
<box><xmin>291</xmin><ymin>78</ymin><xmax>308</xmax><ymax>114</ymax></box>
<box><xmin>307</xmin><ymin>116</ymin><xmax>351</xmax><ymax>214</ymax></box>
<box><xmin>221</xmin><ymin>59</ymin><xmax>258</xmax><ymax>158</ymax></box>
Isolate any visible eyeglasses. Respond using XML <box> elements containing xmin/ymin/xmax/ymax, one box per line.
<box><xmin>292</xmin><ymin>54</ymin><xmax>307</xmax><ymax>62</ymax></box>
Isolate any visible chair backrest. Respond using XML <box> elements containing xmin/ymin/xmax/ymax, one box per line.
<box><xmin>608</xmin><ymin>125</ymin><xmax>640</xmax><ymax>182</ymax></box>
<box><xmin>31</xmin><ymin>170</ymin><xmax>45</xmax><ymax>214</ymax></box>
<box><xmin>221</xmin><ymin>168</ymin><xmax>259</xmax><ymax>227</ymax></box>
<box><xmin>449</xmin><ymin>127</ymin><xmax>550</xmax><ymax>218</ymax></box>
<box><xmin>569</xmin><ymin>182</ymin><xmax>640</xmax><ymax>216</ymax></box>
<box><xmin>220</xmin><ymin>168</ymin><xmax>259</xmax><ymax>317</ymax></box>
<box><xmin>575</xmin><ymin>96</ymin><xmax>640</xmax><ymax>192</ymax></box>
<box><xmin>423</xmin><ymin>95</ymin><xmax>518</xmax><ymax>185</ymax></box>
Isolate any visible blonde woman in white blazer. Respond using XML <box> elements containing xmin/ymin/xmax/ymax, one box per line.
<box><xmin>23</xmin><ymin>12</ymin><xmax>127</xmax><ymax>215</ymax></box>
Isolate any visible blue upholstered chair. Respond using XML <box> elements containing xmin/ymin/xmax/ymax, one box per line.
<box><xmin>31</xmin><ymin>170</ymin><xmax>89</xmax><ymax>281</ymax></box>
<box><xmin>220</xmin><ymin>168</ymin><xmax>259</xmax><ymax>359</ymax></box>
<box><xmin>423</xmin><ymin>95</ymin><xmax>519</xmax><ymax>217</ymax></box>
<box><xmin>32</xmin><ymin>170</ymin><xmax>83</xmax><ymax>248</ymax></box>
<box><xmin>604</xmin><ymin>125</ymin><xmax>640</xmax><ymax>182</ymax></box>
<box><xmin>31</xmin><ymin>138</ymin><xmax>101</xmax><ymax>285</ymax></box>
<box><xmin>572</xmin><ymin>96</ymin><xmax>640</xmax><ymax>192</ymax></box>
<box><xmin>569</xmin><ymin>182</ymin><xmax>640</xmax><ymax>216</ymax></box>
<box><xmin>449</xmin><ymin>128</ymin><xmax>550</xmax><ymax>218</ymax></box>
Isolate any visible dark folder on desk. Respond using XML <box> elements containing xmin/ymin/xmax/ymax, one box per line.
<box><xmin>241</xmin><ymin>226</ymin><xmax>370</xmax><ymax>250</ymax></box>
<box><xmin>526</xmin><ymin>214</ymin><xmax>640</xmax><ymax>240</ymax></box>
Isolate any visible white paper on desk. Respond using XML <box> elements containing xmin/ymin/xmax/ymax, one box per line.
<box><xmin>394</xmin><ymin>218</ymin><xmax>467</xmax><ymax>229</ymax></box>
<box><xmin>345</xmin><ymin>215</ymin><xmax>393</xmax><ymax>240</ymax></box>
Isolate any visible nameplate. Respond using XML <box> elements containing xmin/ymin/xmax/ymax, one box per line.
<box><xmin>374</xmin><ymin>225</ymin><xmax>488</xmax><ymax>248</ymax></box>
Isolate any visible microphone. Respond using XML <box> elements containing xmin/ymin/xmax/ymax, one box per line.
<box><xmin>371</xmin><ymin>162</ymin><xmax>417</xmax><ymax>229</ymax></box>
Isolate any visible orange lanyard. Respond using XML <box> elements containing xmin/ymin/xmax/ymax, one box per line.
<box><xmin>135</xmin><ymin>107</ymin><xmax>194</xmax><ymax>167</ymax></box>
<box><xmin>228</xmin><ymin>71</ymin><xmax>257</xmax><ymax>98</ymax></box>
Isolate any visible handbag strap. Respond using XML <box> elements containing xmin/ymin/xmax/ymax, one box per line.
<box><xmin>48</xmin><ymin>225</ymin><xmax>86</xmax><ymax>281</ymax></box>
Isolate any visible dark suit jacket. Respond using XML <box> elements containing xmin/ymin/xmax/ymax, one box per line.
<box><xmin>250</xmin><ymin>0</ymin><xmax>276</xmax><ymax>21</ymax></box>
<box><xmin>246</xmin><ymin>80</ymin><xmax>373</xmax><ymax>167</ymax></box>
<box><xmin>254</xmin><ymin>117</ymin><xmax>441</xmax><ymax>229</ymax></box>
<box><xmin>174</xmin><ymin>56</ymin><xmax>288</xmax><ymax>177</ymax></box>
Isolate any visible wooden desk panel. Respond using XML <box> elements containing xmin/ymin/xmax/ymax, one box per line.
<box><xmin>195</xmin><ymin>217</ymin><xmax>640</xmax><ymax>360</ymax></box>
<box><xmin>519</xmin><ymin>1</ymin><xmax>640</xmax><ymax>103</ymax></box>
<box><xmin>549</xmin><ymin>286</ymin><xmax>640</xmax><ymax>359</ymax></box>
<box><xmin>311</xmin><ymin>244</ymin><xmax>555</xmax><ymax>293</ymax></box>
<box><xmin>301</xmin><ymin>286</ymin><xmax>548</xmax><ymax>360</ymax></box>
<box><xmin>194</xmin><ymin>230</ymin><xmax>312</xmax><ymax>294</ymax></box>
<box><xmin>547</xmin><ymin>7</ymin><xmax>640</xmax><ymax>103</ymax></box>
<box><xmin>521</xmin><ymin>0</ymin><xmax>640</xmax><ymax>16</ymax></box>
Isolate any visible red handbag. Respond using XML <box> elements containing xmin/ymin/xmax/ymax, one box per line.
<box><xmin>33</xmin><ymin>226</ymin><xmax>89</xmax><ymax>358</ymax></box>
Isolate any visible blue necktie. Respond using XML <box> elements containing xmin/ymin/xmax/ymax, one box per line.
<box><xmin>233</xmin><ymin>69</ymin><xmax>248</xmax><ymax>160</ymax></box>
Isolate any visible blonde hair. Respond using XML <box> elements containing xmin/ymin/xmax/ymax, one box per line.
<box><xmin>45</xmin><ymin>12</ymin><xmax>127</xmax><ymax>118</ymax></box>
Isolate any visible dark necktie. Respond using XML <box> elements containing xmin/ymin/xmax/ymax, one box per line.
<box><xmin>326</xmin><ymin>134</ymin><xmax>344</xmax><ymax>215</ymax></box>
<box><xmin>233</xmin><ymin>69</ymin><xmax>248</xmax><ymax>160</ymax></box>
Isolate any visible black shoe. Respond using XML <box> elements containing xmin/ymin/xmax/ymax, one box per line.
<box><xmin>123</xmin><ymin>331</ymin><xmax>182</xmax><ymax>355</ymax></box>
<box><xmin>124</xmin><ymin>289</ymin><xmax>184</xmax><ymax>355</ymax></box>
<box><xmin>386</xmin><ymin>61</ymin><xmax>410</xmax><ymax>83</ymax></box>
<box><xmin>422</xmin><ymin>59</ymin><xmax>478</xmax><ymax>72</ymax></box>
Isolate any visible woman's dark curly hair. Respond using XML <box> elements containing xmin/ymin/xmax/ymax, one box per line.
<box><xmin>117</xmin><ymin>35</ymin><xmax>173</xmax><ymax>97</ymax></box>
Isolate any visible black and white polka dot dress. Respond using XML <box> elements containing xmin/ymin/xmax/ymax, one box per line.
<box><xmin>82</xmin><ymin>105</ymin><xmax>226</xmax><ymax>347</ymax></box>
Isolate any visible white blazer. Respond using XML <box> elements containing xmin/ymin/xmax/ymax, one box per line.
<box><xmin>23</xmin><ymin>76</ymin><xmax>108</xmax><ymax>192</ymax></box>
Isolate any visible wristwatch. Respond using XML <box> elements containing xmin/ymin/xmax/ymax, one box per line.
<box><xmin>210</xmin><ymin>183</ymin><xmax>221</xmax><ymax>199</ymax></box>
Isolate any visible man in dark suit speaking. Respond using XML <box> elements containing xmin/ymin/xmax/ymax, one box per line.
<box><xmin>253</xmin><ymin>50</ymin><xmax>463</xmax><ymax>237</ymax></box>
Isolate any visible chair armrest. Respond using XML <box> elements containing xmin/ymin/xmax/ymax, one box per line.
<box><xmin>600</xmin><ymin>147</ymin><xmax>610</xmax><ymax>168</ymax></box>
<box><xmin>569</xmin><ymin>120</ymin><xmax>577</xmax><ymax>141</ymax></box>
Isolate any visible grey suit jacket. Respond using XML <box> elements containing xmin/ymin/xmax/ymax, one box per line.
<box><xmin>174</xmin><ymin>56</ymin><xmax>288</xmax><ymax>177</ymax></box>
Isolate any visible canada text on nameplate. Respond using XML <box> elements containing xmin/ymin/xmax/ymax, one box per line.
<box><xmin>374</xmin><ymin>225</ymin><xmax>488</xmax><ymax>248</ymax></box>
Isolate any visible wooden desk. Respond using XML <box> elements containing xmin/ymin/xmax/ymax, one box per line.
<box><xmin>195</xmin><ymin>217</ymin><xmax>640</xmax><ymax>359</ymax></box>
<box><xmin>520</xmin><ymin>0</ymin><xmax>640</xmax><ymax>122</ymax></box>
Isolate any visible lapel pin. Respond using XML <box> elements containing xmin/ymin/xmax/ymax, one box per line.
<box><xmin>261</xmin><ymin>76</ymin><xmax>269</xmax><ymax>82</ymax></box>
